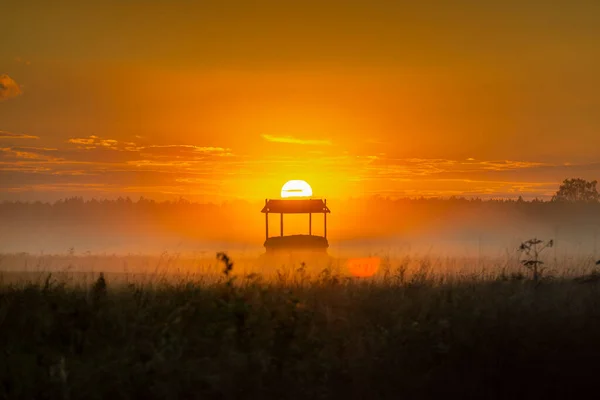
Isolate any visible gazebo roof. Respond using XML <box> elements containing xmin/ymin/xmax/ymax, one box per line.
<box><xmin>261</xmin><ymin>199</ymin><xmax>330</xmax><ymax>214</ymax></box>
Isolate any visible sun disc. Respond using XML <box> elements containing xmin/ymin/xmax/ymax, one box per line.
<box><xmin>281</xmin><ymin>180</ymin><xmax>313</xmax><ymax>198</ymax></box>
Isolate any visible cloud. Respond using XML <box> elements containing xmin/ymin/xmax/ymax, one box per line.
<box><xmin>10</xmin><ymin>146</ymin><xmax>57</xmax><ymax>151</ymax></box>
<box><xmin>0</xmin><ymin>147</ymin><xmax>43</xmax><ymax>160</ymax></box>
<box><xmin>261</xmin><ymin>134</ymin><xmax>332</xmax><ymax>145</ymax></box>
<box><xmin>126</xmin><ymin>160</ymin><xmax>193</xmax><ymax>168</ymax></box>
<box><xmin>67</xmin><ymin>136</ymin><xmax>98</xmax><ymax>146</ymax></box>
<box><xmin>5</xmin><ymin>136</ymin><xmax>596</xmax><ymax>201</ymax></box>
<box><xmin>472</xmin><ymin>160</ymin><xmax>548</xmax><ymax>171</ymax></box>
<box><xmin>0</xmin><ymin>130</ymin><xmax>38</xmax><ymax>139</ymax></box>
<box><xmin>0</xmin><ymin>75</ymin><xmax>22</xmax><ymax>101</ymax></box>
<box><xmin>67</xmin><ymin>135</ymin><xmax>121</xmax><ymax>149</ymax></box>
<box><xmin>145</xmin><ymin>145</ymin><xmax>231</xmax><ymax>153</ymax></box>
<box><xmin>367</xmin><ymin>157</ymin><xmax>547</xmax><ymax>178</ymax></box>
<box><xmin>66</xmin><ymin>137</ymin><xmax>232</xmax><ymax>156</ymax></box>
<box><xmin>67</xmin><ymin>136</ymin><xmax>128</xmax><ymax>151</ymax></box>
<box><xmin>366</xmin><ymin>157</ymin><xmax>458</xmax><ymax>176</ymax></box>
<box><xmin>0</xmin><ymin>146</ymin><xmax>62</xmax><ymax>161</ymax></box>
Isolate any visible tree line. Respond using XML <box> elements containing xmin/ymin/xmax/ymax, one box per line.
<box><xmin>0</xmin><ymin>178</ymin><xmax>598</xmax><ymax>247</ymax></box>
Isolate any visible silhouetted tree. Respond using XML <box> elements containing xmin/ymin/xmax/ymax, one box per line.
<box><xmin>552</xmin><ymin>178</ymin><xmax>599</xmax><ymax>203</ymax></box>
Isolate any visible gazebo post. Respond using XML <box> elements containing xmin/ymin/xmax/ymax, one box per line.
<box><xmin>280</xmin><ymin>213</ymin><xmax>284</xmax><ymax>236</ymax></box>
<box><xmin>324</xmin><ymin>199</ymin><xmax>327</xmax><ymax>239</ymax></box>
<box><xmin>265</xmin><ymin>199</ymin><xmax>269</xmax><ymax>240</ymax></box>
<box><xmin>309</xmin><ymin>213</ymin><xmax>312</xmax><ymax>235</ymax></box>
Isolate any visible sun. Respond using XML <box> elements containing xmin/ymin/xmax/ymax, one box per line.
<box><xmin>281</xmin><ymin>180</ymin><xmax>313</xmax><ymax>198</ymax></box>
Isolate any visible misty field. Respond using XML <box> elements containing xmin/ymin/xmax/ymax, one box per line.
<box><xmin>2</xmin><ymin>252</ymin><xmax>600</xmax><ymax>399</ymax></box>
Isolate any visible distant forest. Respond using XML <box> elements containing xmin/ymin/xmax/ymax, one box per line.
<box><xmin>1</xmin><ymin>179</ymin><xmax>599</xmax><ymax>254</ymax></box>
<box><xmin>1</xmin><ymin>195</ymin><xmax>599</xmax><ymax>242</ymax></box>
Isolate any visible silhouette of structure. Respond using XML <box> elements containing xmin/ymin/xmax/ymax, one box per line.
<box><xmin>261</xmin><ymin>198</ymin><xmax>331</xmax><ymax>253</ymax></box>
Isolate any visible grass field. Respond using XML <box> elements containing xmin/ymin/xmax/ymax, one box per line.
<box><xmin>2</xmin><ymin>251</ymin><xmax>600</xmax><ymax>399</ymax></box>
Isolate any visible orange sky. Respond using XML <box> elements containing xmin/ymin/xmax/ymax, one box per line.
<box><xmin>1</xmin><ymin>0</ymin><xmax>600</xmax><ymax>202</ymax></box>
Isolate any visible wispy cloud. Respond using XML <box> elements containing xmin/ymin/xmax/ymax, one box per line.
<box><xmin>261</xmin><ymin>134</ymin><xmax>332</xmax><ymax>146</ymax></box>
<box><xmin>66</xmin><ymin>137</ymin><xmax>232</xmax><ymax>156</ymax></box>
<box><xmin>0</xmin><ymin>130</ymin><xmax>39</xmax><ymax>140</ymax></box>
<box><xmin>67</xmin><ymin>135</ymin><xmax>120</xmax><ymax>149</ymax></box>
<box><xmin>0</xmin><ymin>75</ymin><xmax>22</xmax><ymax>101</ymax></box>
<box><xmin>2</xmin><ymin>137</ymin><xmax>597</xmax><ymax>201</ymax></box>
<box><xmin>0</xmin><ymin>146</ymin><xmax>62</xmax><ymax>161</ymax></box>
<box><xmin>126</xmin><ymin>160</ymin><xmax>193</xmax><ymax>168</ymax></box>
<box><xmin>367</xmin><ymin>157</ymin><xmax>548</xmax><ymax>177</ymax></box>
<box><xmin>0</xmin><ymin>147</ymin><xmax>42</xmax><ymax>160</ymax></box>
<box><xmin>468</xmin><ymin>159</ymin><xmax>548</xmax><ymax>171</ymax></box>
<box><xmin>145</xmin><ymin>145</ymin><xmax>231</xmax><ymax>153</ymax></box>
<box><xmin>12</xmin><ymin>146</ymin><xmax>57</xmax><ymax>151</ymax></box>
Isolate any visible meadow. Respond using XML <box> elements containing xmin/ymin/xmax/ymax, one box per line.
<box><xmin>2</xmin><ymin>251</ymin><xmax>600</xmax><ymax>399</ymax></box>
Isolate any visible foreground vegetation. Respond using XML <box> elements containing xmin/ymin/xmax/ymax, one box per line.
<box><xmin>2</xmin><ymin>255</ymin><xmax>600</xmax><ymax>399</ymax></box>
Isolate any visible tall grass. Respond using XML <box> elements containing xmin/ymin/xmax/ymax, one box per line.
<box><xmin>2</xmin><ymin>253</ymin><xmax>600</xmax><ymax>399</ymax></box>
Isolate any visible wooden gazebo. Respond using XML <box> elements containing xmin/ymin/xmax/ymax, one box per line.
<box><xmin>261</xmin><ymin>198</ymin><xmax>331</xmax><ymax>252</ymax></box>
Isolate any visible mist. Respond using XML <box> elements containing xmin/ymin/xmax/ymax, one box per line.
<box><xmin>1</xmin><ymin>197</ymin><xmax>598</xmax><ymax>261</ymax></box>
